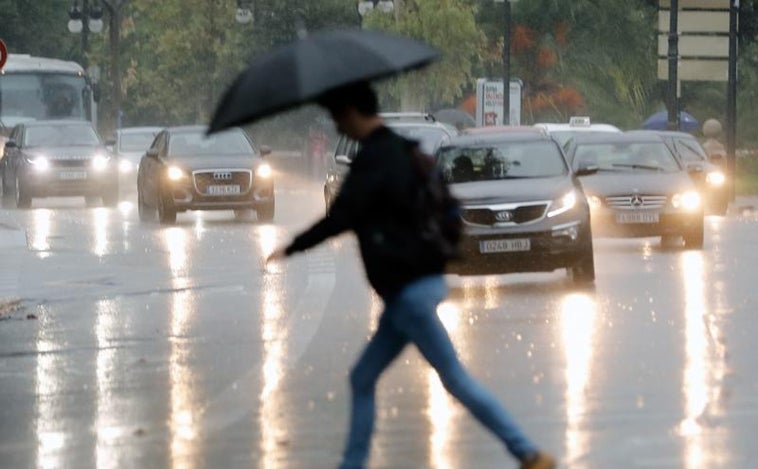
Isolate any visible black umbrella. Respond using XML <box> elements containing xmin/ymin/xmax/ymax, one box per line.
<box><xmin>208</xmin><ymin>29</ymin><xmax>440</xmax><ymax>133</ymax></box>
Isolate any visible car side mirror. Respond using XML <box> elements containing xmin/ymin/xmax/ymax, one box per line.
<box><xmin>259</xmin><ymin>145</ymin><xmax>272</xmax><ymax>157</ymax></box>
<box><xmin>575</xmin><ymin>164</ymin><xmax>598</xmax><ymax>176</ymax></box>
<box><xmin>146</xmin><ymin>148</ymin><xmax>159</xmax><ymax>159</ymax></box>
<box><xmin>335</xmin><ymin>155</ymin><xmax>351</xmax><ymax>166</ymax></box>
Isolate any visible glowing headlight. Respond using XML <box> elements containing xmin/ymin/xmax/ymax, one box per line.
<box><xmin>119</xmin><ymin>159</ymin><xmax>134</xmax><ymax>174</ymax></box>
<box><xmin>256</xmin><ymin>163</ymin><xmax>273</xmax><ymax>179</ymax></box>
<box><xmin>588</xmin><ymin>195</ymin><xmax>602</xmax><ymax>210</ymax></box>
<box><xmin>672</xmin><ymin>191</ymin><xmax>701</xmax><ymax>211</ymax></box>
<box><xmin>92</xmin><ymin>155</ymin><xmax>110</xmax><ymax>171</ymax></box>
<box><xmin>547</xmin><ymin>191</ymin><xmax>577</xmax><ymax>218</ymax></box>
<box><xmin>167</xmin><ymin>166</ymin><xmax>186</xmax><ymax>181</ymax></box>
<box><xmin>28</xmin><ymin>156</ymin><xmax>50</xmax><ymax>171</ymax></box>
<box><xmin>705</xmin><ymin>171</ymin><xmax>726</xmax><ymax>186</ymax></box>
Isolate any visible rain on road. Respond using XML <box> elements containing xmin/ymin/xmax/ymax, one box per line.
<box><xmin>1</xmin><ymin>170</ymin><xmax>757</xmax><ymax>468</ymax></box>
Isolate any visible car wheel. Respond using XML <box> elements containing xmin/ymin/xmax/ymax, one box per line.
<box><xmin>157</xmin><ymin>187</ymin><xmax>177</xmax><ymax>225</ymax></box>
<box><xmin>683</xmin><ymin>221</ymin><xmax>704</xmax><ymax>250</ymax></box>
<box><xmin>137</xmin><ymin>187</ymin><xmax>156</xmax><ymax>223</ymax></box>
<box><xmin>15</xmin><ymin>176</ymin><xmax>32</xmax><ymax>209</ymax></box>
<box><xmin>569</xmin><ymin>241</ymin><xmax>595</xmax><ymax>285</ymax></box>
<box><xmin>257</xmin><ymin>200</ymin><xmax>275</xmax><ymax>222</ymax></box>
<box><xmin>234</xmin><ymin>209</ymin><xmax>255</xmax><ymax>222</ymax></box>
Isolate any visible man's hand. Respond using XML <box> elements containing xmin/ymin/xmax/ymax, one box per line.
<box><xmin>266</xmin><ymin>247</ymin><xmax>288</xmax><ymax>265</ymax></box>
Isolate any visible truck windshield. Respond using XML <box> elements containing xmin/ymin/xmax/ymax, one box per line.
<box><xmin>0</xmin><ymin>73</ymin><xmax>89</xmax><ymax>126</ymax></box>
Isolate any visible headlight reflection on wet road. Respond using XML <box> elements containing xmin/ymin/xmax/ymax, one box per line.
<box><xmin>560</xmin><ymin>292</ymin><xmax>598</xmax><ymax>468</ymax></box>
<box><xmin>95</xmin><ymin>299</ymin><xmax>122</xmax><ymax>468</ymax></box>
<box><xmin>92</xmin><ymin>208</ymin><xmax>110</xmax><ymax>257</ymax></box>
<box><xmin>31</xmin><ymin>209</ymin><xmax>52</xmax><ymax>257</ymax></box>
<box><xmin>34</xmin><ymin>305</ymin><xmax>65</xmax><ymax>469</ymax></box>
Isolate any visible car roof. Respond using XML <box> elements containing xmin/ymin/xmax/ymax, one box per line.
<box><xmin>535</xmin><ymin>123</ymin><xmax>621</xmax><ymax>132</ymax></box>
<box><xmin>447</xmin><ymin>131</ymin><xmax>554</xmax><ymax>146</ymax></box>
<box><xmin>464</xmin><ymin>126</ymin><xmax>545</xmax><ymax>135</ymax></box>
<box><xmin>117</xmin><ymin>126</ymin><xmax>163</xmax><ymax>134</ymax></box>
<box><xmin>570</xmin><ymin>132</ymin><xmax>665</xmax><ymax>144</ymax></box>
<box><xmin>18</xmin><ymin>120</ymin><xmax>94</xmax><ymax>128</ymax></box>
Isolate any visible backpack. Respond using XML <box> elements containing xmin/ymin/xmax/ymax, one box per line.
<box><xmin>408</xmin><ymin>143</ymin><xmax>463</xmax><ymax>261</ymax></box>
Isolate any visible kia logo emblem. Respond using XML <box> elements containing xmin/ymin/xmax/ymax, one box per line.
<box><xmin>495</xmin><ymin>210</ymin><xmax>513</xmax><ymax>222</ymax></box>
<box><xmin>631</xmin><ymin>195</ymin><xmax>644</xmax><ymax>207</ymax></box>
<box><xmin>213</xmin><ymin>172</ymin><xmax>233</xmax><ymax>181</ymax></box>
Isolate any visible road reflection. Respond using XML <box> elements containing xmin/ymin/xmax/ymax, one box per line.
<box><xmin>92</xmin><ymin>208</ymin><xmax>110</xmax><ymax>257</ymax></box>
<box><xmin>559</xmin><ymin>292</ymin><xmax>598</xmax><ymax>468</ymax></box>
<box><xmin>680</xmin><ymin>251</ymin><xmax>728</xmax><ymax>467</ymax></box>
<box><xmin>95</xmin><ymin>299</ymin><xmax>122</xmax><ymax>468</ymax></box>
<box><xmin>30</xmin><ymin>209</ymin><xmax>52</xmax><ymax>257</ymax></box>
<box><xmin>257</xmin><ymin>225</ymin><xmax>289</xmax><ymax>468</ymax></box>
<box><xmin>34</xmin><ymin>305</ymin><xmax>65</xmax><ymax>469</ymax></box>
<box><xmin>163</xmin><ymin>227</ymin><xmax>200</xmax><ymax>468</ymax></box>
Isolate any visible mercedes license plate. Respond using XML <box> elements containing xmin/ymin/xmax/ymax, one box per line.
<box><xmin>615</xmin><ymin>212</ymin><xmax>659</xmax><ymax>224</ymax></box>
<box><xmin>207</xmin><ymin>185</ymin><xmax>241</xmax><ymax>195</ymax></box>
<box><xmin>59</xmin><ymin>171</ymin><xmax>88</xmax><ymax>180</ymax></box>
<box><xmin>479</xmin><ymin>238</ymin><xmax>531</xmax><ymax>254</ymax></box>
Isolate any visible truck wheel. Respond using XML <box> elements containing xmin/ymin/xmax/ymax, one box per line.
<box><xmin>569</xmin><ymin>243</ymin><xmax>595</xmax><ymax>285</ymax></box>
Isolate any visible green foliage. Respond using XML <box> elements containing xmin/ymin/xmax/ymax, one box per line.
<box><xmin>0</xmin><ymin>0</ymin><xmax>79</xmax><ymax>59</ymax></box>
<box><xmin>364</xmin><ymin>0</ymin><xmax>483</xmax><ymax>111</ymax></box>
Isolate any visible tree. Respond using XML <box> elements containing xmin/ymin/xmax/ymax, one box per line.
<box><xmin>363</xmin><ymin>0</ymin><xmax>484</xmax><ymax>111</ymax></box>
<box><xmin>0</xmin><ymin>0</ymin><xmax>78</xmax><ymax>59</ymax></box>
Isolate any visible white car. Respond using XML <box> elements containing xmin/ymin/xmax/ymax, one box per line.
<box><xmin>535</xmin><ymin>117</ymin><xmax>621</xmax><ymax>146</ymax></box>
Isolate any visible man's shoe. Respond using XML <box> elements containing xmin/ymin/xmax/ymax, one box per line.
<box><xmin>520</xmin><ymin>452</ymin><xmax>556</xmax><ymax>469</ymax></box>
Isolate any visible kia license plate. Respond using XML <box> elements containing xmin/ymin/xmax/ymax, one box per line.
<box><xmin>615</xmin><ymin>212</ymin><xmax>659</xmax><ymax>224</ymax></box>
<box><xmin>59</xmin><ymin>171</ymin><xmax>88</xmax><ymax>180</ymax></box>
<box><xmin>207</xmin><ymin>185</ymin><xmax>241</xmax><ymax>196</ymax></box>
<box><xmin>479</xmin><ymin>238</ymin><xmax>531</xmax><ymax>254</ymax></box>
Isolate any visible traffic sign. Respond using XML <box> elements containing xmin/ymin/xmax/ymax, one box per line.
<box><xmin>0</xmin><ymin>39</ymin><xmax>8</xmax><ymax>70</ymax></box>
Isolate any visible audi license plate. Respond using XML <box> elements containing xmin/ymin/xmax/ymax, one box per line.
<box><xmin>479</xmin><ymin>238</ymin><xmax>531</xmax><ymax>254</ymax></box>
<box><xmin>207</xmin><ymin>185</ymin><xmax>241</xmax><ymax>196</ymax></box>
<box><xmin>615</xmin><ymin>212</ymin><xmax>659</xmax><ymax>224</ymax></box>
<box><xmin>59</xmin><ymin>171</ymin><xmax>88</xmax><ymax>180</ymax></box>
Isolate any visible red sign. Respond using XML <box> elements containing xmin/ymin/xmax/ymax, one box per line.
<box><xmin>0</xmin><ymin>39</ymin><xmax>7</xmax><ymax>70</ymax></box>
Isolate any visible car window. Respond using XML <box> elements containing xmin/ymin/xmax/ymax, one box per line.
<box><xmin>437</xmin><ymin>141</ymin><xmax>567</xmax><ymax>183</ymax></box>
<box><xmin>120</xmin><ymin>131</ymin><xmax>160</xmax><ymax>152</ymax></box>
<box><xmin>573</xmin><ymin>142</ymin><xmax>680</xmax><ymax>173</ymax></box>
<box><xmin>168</xmin><ymin>130</ymin><xmax>252</xmax><ymax>156</ymax></box>
<box><xmin>24</xmin><ymin>124</ymin><xmax>100</xmax><ymax>147</ymax></box>
<box><xmin>334</xmin><ymin>136</ymin><xmax>348</xmax><ymax>157</ymax></box>
<box><xmin>673</xmin><ymin>138</ymin><xmax>708</xmax><ymax>163</ymax></box>
<box><xmin>347</xmin><ymin>140</ymin><xmax>360</xmax><ymax>161</ymax></box>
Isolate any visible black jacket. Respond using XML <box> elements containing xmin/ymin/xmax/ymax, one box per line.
<box><xmin>285</xmin><ymin>126</ymin><xmax>445</xmax><ymax>296</ymax></box>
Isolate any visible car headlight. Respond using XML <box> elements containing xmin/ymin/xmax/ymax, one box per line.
<box><xmin>547</xmin><ymin>190</ymin><xmax>577</xmax><ymax>218</ymax></box>
<box><xmin>167</xmin><ymin>166</ymin><xmax>186</xmax><ymax>181</ymax></box>
<box><xmin>256</xmin><ymin>163</ymin><xmax>273</xmax><ymax>179</ymax></box>
<box><xmin>587</xmin><ymin>195</ymin><xmax>602</xmax><ymax>210</ymax></box>
<box><xmin>119</xmin><ymin>159</ymin><xmax>134</xmax><ymax>174</ymax></box>
<box><xmin>705</xmin><ymin>171</ymin><xmax>726</xmax><ymax>186</ymax></box>
<box><xmin>92</xmin><ymin>155</ymin><xmax>110</xmax><ymax>172</ymax></box>
<box><xmin>28</xmin><ymin>156</ymin><xmax>50</xmax><ymax>171</ymax></box>
<box><xmin>672</xmin><ymin>191</ymin><xmax>701</xmax><ymax>211</ymax></box>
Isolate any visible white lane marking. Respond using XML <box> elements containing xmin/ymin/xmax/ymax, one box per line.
<box><xmin>200</xmin><ymin>246</ymin><xmax>336</xmax><ymax>434</ymax></box>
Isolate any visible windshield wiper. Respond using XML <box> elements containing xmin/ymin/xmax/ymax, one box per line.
<box><xmin>611</xmin><ymin>163</ymin><xmax>664</xmax><ymax>171</ymax></box>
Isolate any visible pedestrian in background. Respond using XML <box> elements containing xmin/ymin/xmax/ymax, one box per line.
<box><xmin>267</xmin><ymin>82</ymin><xmax>555</xmax><ymax>469</ymax></box>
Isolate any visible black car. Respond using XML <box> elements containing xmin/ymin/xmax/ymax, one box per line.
<box><xmin>137</xmin><ymin>126</ymin><xmax>274</xmax><ymax>224</ymax></box>
<box><xmin>0</xmin><ymin>120</ymin><xmax>118</xmax><ymax>208</ymax></box>
<box><xmin>631</xmin><ymin>130</ymin><xmax>728</xmax><ymax>215</ymax></box>
<box><xmin>437</xmin><ymin>131</ymin><xmax>596</xmax><ymax>282</ymax></box>
<box><xmin>564</xmin><ymin>132</ymin><xmax>705</xmax><ymax>249</ymax></box>
<box><xmin>324</xmin><ymin>113</ymin><xmax>458</xmax><ymax>211</ymax></box>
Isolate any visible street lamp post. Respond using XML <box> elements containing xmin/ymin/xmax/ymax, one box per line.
<box><xmin>496</xmin><ymin>0</ymin><xmax>515</xmax><ymax>125</ymax></box>
<box><xmin>68</xmin><ymin>0</ymin><xmax>104</xmax><ymax>67</ymax></box>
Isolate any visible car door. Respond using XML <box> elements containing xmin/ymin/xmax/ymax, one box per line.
<box><xmin>140</xmin><ymin>132</ymin><xmax>166</xmax><ymax>204</ymax></box>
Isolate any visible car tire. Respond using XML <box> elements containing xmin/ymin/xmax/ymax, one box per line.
<box><xmin>157</xmin><ymin>187</ymin><xmax>177</xmax><ymax>225</ymax></box>
<box><xmin>683</xmin><ymin>221</ymin><xmax>704</xmax><ymax>250</ymax></box>
<box><xmin>257</xmin><ymin>200</ymin><xmax>275</xmax><ymax>222</ymax></box>
<box><xmin>15</xmin><ymin>176</ymin><xmax>32</xmax><ymax>209</ymax></box>
<box><xmin>234</xmin><ymin>209</ymin><xmax>255</xmax><ymax>222</ymax></box>
<box><xmin>569</xmin><ymin>240</ymin><xmax>595</xmax><ymax>285</ymax></box>
<box><xmin>137</xmin><ymin>187</ymin><xmax>156</xmax><ymax>223</ymax></box>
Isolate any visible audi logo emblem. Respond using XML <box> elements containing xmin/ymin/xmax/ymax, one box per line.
<box><xmin>495</xmin><ymin>210</ymin><xmax>513</xmax><ymax>222</ymax></box>
<box><xmin>630</xmin><ymin>195</ymin><xmax>644</xmax><ymax>207</ymax></box>
<box><xmin>213</xmin><ymin>172</ymin><xmax>233</xmax><ymax>181</ymax></box>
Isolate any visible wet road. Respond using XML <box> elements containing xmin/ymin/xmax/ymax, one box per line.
<box><xmin>1</xmin><ymin>172</ymin><xmax>757</xmax><ymax>469</ymax></box>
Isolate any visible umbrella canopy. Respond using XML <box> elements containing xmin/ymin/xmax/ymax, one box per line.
<box><xmin>433</xmin><ymin>108</ymin><xmax>475</xmax><ymax>130</ymax></box>
<box><xmin>642</xmin><ymin>110</ymin><xmax>700</xmax><ymax>132</ymax></box>
<box><xmin>208</xmin><ymin>29</ymin><xmax>440</xmax><ymax>133</ymax></box>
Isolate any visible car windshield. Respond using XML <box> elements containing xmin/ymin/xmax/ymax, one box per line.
<box><xmin>120</xmin><ymin>131</ymin><xmax>159</xmax><ymax>152</ymax></box>
<box><xmin>437</xmin><ymin>141</ymin><xmax>567</xmax><ymax>183</ymax></box>
<box><xmin>24</xmin><ymin>124</ymin><xmax>100</xmax><ymax>146</ymax></box>
<box><xmin>674</xmin><ymin>138</ymin><xmax>709</xmax><ymax>163</ymax></box>
<box><xmin>573</xmin><ymin>142</ymin><xmax>680</xmax><ymax>173</ymax></box>
<box><xmin>169</xmin><ymin>130</ymin><xmax>253</xmax><ymax>156</ymax></box>
<box><xmin>390</xmin><ymin>126</ymin><xmax>450</xmax><ymax>155</ymax></box>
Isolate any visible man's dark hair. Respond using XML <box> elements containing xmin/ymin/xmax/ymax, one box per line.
<box><xmin>317</xmin><ymin>82</ymin><xmax>379</xmax><ymax>116</ymax></box>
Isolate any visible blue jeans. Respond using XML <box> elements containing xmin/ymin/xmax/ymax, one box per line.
<box><xmin>339</xmin><ymin>275</ymin><xmax>537</xmax><ymax>469</ymax></box>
